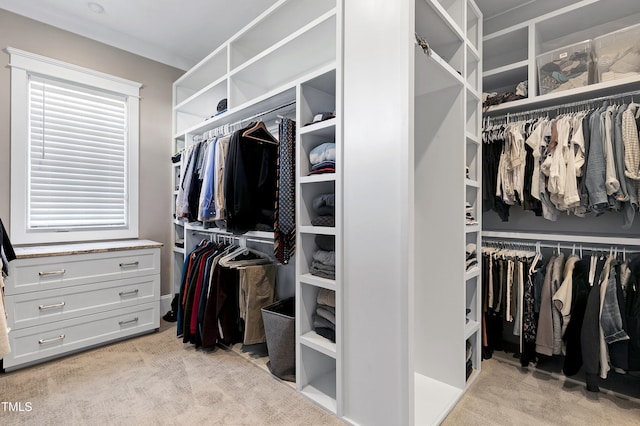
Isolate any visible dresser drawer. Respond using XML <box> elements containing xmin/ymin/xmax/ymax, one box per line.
<box><xmin>5</xmin><ymin>248</ymin><xmax>160</xmax><ymax>295</ymax></box>
<box><xmin>5</xmin><ymin>274</ymin><xmax>159</xmax><ymax>330</ymax></box>
<box><xmin>2</xmin><ymin>302</ymin><xmax>159</xmax><ymax>370</ymax></box>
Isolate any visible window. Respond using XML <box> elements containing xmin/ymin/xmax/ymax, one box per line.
<box><xmin>9</xmin><ymin>48</ymin><xmax>141</xmax><ymax>244</ymax></box>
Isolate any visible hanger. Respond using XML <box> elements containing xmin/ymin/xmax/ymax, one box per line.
<box><xmin>242</xmin><ymin>121</ymin><xmax>278</xmax><ymax>144</ymax></box>
<box><xmin>218</xmin><ymin>245</ymin><xmax>272</xmax><ymax>267</ymax></box>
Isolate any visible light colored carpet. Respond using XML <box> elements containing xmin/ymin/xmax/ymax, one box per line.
<box><xmin>0</xmin><ymin>322</ymin><xmax>344</xmax><ymax>426</ymax></box>
<box><xmin>3</xmin><ymin>322</ymin><xmax>639</xmax><ymax>425</ymax></box>
<box><xmin>443</xmin><ymin>357</ymin><xmax>640</xmax><ymax>426</ymax></box>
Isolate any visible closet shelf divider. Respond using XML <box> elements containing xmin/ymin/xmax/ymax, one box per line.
<box><xmin>464</xmin><ymin>320</ymin><xmax>480</xmax><ymax>340</ymax></box>
<box><xmin>300</xmin><ymin>331</ymin><xmax>337</xmax><ymax>358</ymax></box>
<box><xmin>299</xmin><ymin>225</ymin><xmax>336</xmax><ymax>236</ymax></box>
<box><xmin>299</xmin><ymin>273</ymin><xmax>337</xmax><ymax>291</ymax></box>
<box><xmin>299</xmin><ymin>117</ymin><xmax>337</xmax><ymax>135</ymax></box>
<box><xmin>299</xmin><ymin>174</ymin><xmax>336</xmax><ymax>184</ymax></box>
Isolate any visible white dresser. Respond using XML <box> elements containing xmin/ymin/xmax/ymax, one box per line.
<box><xmin>2</xmin><ymin>239</ymin><xmax>162</xmax><ymax>371</ymax></box>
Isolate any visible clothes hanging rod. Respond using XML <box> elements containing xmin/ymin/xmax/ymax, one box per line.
<box><xmin>484</xmin><ymin>87</ymin><xmax>640</xmax><ymax>124</ymax></box>
<box><xmin>482</xmin><ymin>238</ymin><xmax>640</xmax><ymax>255</ymax></box>
<box><xmin>482</xmin><ymin>231</ymin><xmax>640</xmax><ymax>246</ymax></box>
<box><xmin>197</xmin><ymin>100</ymin><xmax>296</xmax><ymax>141</ymax></box>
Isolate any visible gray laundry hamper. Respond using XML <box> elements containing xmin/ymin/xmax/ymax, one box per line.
<box><xmin>261</xmin><ymin>297</ymin><xmax>295</xmax><ymax>382</ymax></box>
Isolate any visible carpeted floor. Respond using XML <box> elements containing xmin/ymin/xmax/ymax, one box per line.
<box><xmin>2</xmin><ymin>321</ymin><xmax>639</xmax><ymax>425</ymax></box>
<box><xmin>443</xmin><ymin>356</ymin><xmax>640</xmax><ymax>426</ymax></box>
<box><xmin>0</xmin><ymin>321</ymin><xmax>344</xmax><ymax>426</ymax></box>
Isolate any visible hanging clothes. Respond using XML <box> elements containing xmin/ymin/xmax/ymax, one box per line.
<box><xmin>224</xmin><ymin>123</ymin><xmax>278</xmax><ymax>234</ymax></box>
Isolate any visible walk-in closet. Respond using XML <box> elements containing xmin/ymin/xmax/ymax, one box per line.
<box><xmin>1</xmin><ymin>1</ymin><xmax>640</xmax><ymax>425</ymax></box>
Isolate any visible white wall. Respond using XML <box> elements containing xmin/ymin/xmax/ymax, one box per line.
<box><xmin>0</xmin><ymin>9</ymin><xmax>184</xmax><ymax>295</ymax></box>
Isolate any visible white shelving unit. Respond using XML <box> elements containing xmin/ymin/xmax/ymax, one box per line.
<box><xmin>170</xmin><ymin>0</ymin><xmax>342</xmax><ymax>418</ymax></box>
<box><xmin>295</xmin><ymin>66</ymin><xmax>342</xmax><ymax>415</ymax></box>
<box><xmin>341</xmin><ymin>0</ymin><xmax>482</xmax><ymax>425</ymax></box>
<box><xmin>483</xmin><ymin>0</ymin><xmax>640</xmax><ymax>106</ymax></box>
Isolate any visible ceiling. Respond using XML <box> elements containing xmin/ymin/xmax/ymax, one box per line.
<box><xmin>0</xmin><ymin>0</ymin><xmax>537</xmax><ymax>71</ymax></box>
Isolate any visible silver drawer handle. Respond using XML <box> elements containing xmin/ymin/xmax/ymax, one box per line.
<box><xmin>119</xmin><ymin>261</ymin><xmax>139</xmax><ymax>268</ymax></box>
<box><xmin>38</xmin><ymin>334</ymin><xmax>65</xmax><ymax>344</ymax></box>
<box><xmin>119</xmin><ymin>317</ymin><xmax>139</xmax><ymax>326</ymax></box>
<box><xmin>38</xmin><ymin>269</ymin><xmax>66</xmax><ymax>277</ymax></box>
<box><xmin>38</xmin><ymin>302</ymin><xmax>66</xmax><ymax>310</ymax></box>
<box><xmin>119</xmin><ymin>289</ymin><xmax>139</xmax><ymax>297</ymax></box>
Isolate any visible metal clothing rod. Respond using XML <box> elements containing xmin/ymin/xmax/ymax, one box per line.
<box><xmin>197</xmin><ymin>100</ymin><xmax>296</xmax><ymax>141</ymax></box>
<box><xmin>484</xmin><ymin>87</ymin><xmax>640</xmax><ymax>125</ymax></box>
<box><xmin>482</xmin><ymin>237</ymin><xmax>640</xmax><ymax>254</ymax></box>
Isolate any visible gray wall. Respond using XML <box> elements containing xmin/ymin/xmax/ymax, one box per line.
<box><xmin>0</xmin><ymin>9</ymin><xmax>184</xmax><ymax>295</ymax></box>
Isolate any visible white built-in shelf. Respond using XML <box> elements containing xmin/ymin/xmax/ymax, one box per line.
<box><xmin>172</xmin><ymin>191</ymin><xmax>179</xmax><ymax>196</ymax></box>
<box><xmin>465</xmin><ymin>178</ymin><xmax>479</xmax><ymax>188</ymax></box>
<box><xmin>299</xmin><ymin>117</ymin><xmax>337</xmax><ymax>135</ymax></box>
<box><xmin>299</xmin><ymin>174</ymin><xmax>336</xmax><ymax>184</ymax></box>
<box><xmin>466</xmin><ymin>86</ymin><xmax>481</xmax><ymax>102</ymax></box>
<box><xmin>173</xmin><ymin>247</ymin><xmax>185</xmax><ymax>254</ymax></box>
<box><xmin>414</xmin><ymin>373</ymin><xmax>463</xmax><ymax>426</ymax></box>
<box><xmin>467</xmin><ymin>43</ymin><xmax>480</xmax><ymax>63</ymax></box>
<box><xmin>175</xmin><ymin>85</ymin><xmax>296</xmax><ymax>139</ymax></box>
<box><xmin>464</xmin><ymin>320</ymin><xmax>480</xmax><ymax>340</ymax></box>
<box><xmin>299</xmin><ymin>225</ymin><xmax>336</xmax><ymax>236</ymax></box>
<box><xmin>300</xmin><ymin>331</ymin><xmax>337</xmax><ymax>358</ymax></box>
<box><xmin>174</xmin><ymin>45</ymin><xmax>227</xmax><ymax>103</ymax></box>
<box><xmin>483</xmin><ymin>230</ymin><xmax>640</xmax><ymax>246</ymax></box>
<box><xmin>465</xmin><ymin>267</ymin><xmax>480</xmax><ymax>281</ymax></box>
<box><xmin>427</xmin><ymin>0</ymin><xmax>465</xmax><ymax>43</ymax></box>
<box><xmin>485</xmin><ymin>75</ymin><xmax>640</xmax><ymax>114</ymax></box>
<box><xmin>229</xmin><ymin>12</ymin><xmax>337</xmax><ymax>106</ymax></box>
<box><xmin>184</xmin><ymin>223</ymin><xmax>274</xmax><ymax>241</ymax></box>
<box><xmin>173</xmin><ymin>76</ymin><xmax>227</xmax><ymax>116</ymax></box>
<box><xmin>299</xmin><ymin>273</ymin><xmax>337</xmax><ymax>291</ymax></box>
<box><xmin>465</xmin><ymin>224</ymin><xmax>480</xmax><ymax>233</ymax></box>
<box><xmin>465</xmin><ymin>132</ymin><xmax>480</xmax><ymax>144</ymax></box>
<box><xmin>229</xmin><ymin>0</ymin><xmax>336</xmax><ymax>70</ymax></box>
<box><xmin>301</xmin><ymin>375</ymin><xmax>337</xmax><ymax>413</ymax></box>
<box><xmin>173</xmin><ymin>219</ymin><xmax>183</xmax><ymax>226</ymax></box>
<box><xmin>415</xmin><ymin>47</ymin><xmax>464</xmax><ymax>97</ymax></box>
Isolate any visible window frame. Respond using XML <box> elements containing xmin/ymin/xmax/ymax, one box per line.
<box><xmin>9</xmin><ymin>47</ymin><xmax>141</xmax><ymax>244</ymax></box>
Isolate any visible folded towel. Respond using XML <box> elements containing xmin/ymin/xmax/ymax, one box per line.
<box><xmin>311</xmin><ymin>259</ymin><xmax>335</xmax><ymax>274</ymax></box>
<box><xmin>310</xmin><ymin>265</ymin><xmax>335</xmax><ymax>280</ymax></box>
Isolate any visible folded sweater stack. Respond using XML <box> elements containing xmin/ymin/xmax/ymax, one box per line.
<box><xmin>308</xmin><ymin>142</ymin><xmax>336</xmax><ymax>175</ymax></box>
<box><xmin>314</xmin><ymin>288</ymin><xmax>336</xmax><ymax>343</ymax></box>
<box><xmin>311</xmin><ymin>193</ymin><xmax>335</xmax><ymax>227</ymax></box>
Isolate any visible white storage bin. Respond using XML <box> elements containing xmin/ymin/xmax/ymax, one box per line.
<box><xmin>537</xmin><ymin>40</ymin><xmax>594</xmax><ymax>95</ymax></box>
<box><xmin>594</xmin><ymin>23</ymin><xmax>640</xmax><ymax>83</ymax></box>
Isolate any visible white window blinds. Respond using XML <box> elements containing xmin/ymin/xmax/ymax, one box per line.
<box><xmin>28</xmin><ymin>77</ymin><xmax>128</xmax><ymax>230</ymax></box>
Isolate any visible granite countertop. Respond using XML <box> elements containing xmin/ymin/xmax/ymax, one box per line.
<box><xmin>14</xmin><ymin>239</ymin><xmax>163</xmax><ymax>259</ymax></box>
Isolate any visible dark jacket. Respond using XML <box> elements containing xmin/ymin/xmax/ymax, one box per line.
<box><xmin>563</xmin><ymin>260</ymin><xmax>590</xmax><ymax>376</ymax></box>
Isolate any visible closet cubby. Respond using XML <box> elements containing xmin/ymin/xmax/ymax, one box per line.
<box><xmin>299</xmin><ymin>70</ymin><xmax>336</xmax><ymax>126</ymax></box>
<box><xmin>466</xmin><ymin>0</ymin><xmax>481</xmax><ymax>52</ymax></box>
<box><xmin>299</xmin><ymin>345</ymin><xmax>337</xmax><ymax>412</ymax></box>
<box><xmin>431</xmin><ymin>0</ymin><xmax>465</xmax><ymax>37</ymax></box>
<box><xmin>229</xmin><ymin>0</ymin><xmax>335</xmax><ymax>70</ymax></box>
<box><xmin>299</xmin><ymin>128</ymin><xmax>336</xmax><ymax>178</ymax></box>
<box><xmin>229</xmin><ymin>14</ymin><xmax>336</xmax><ymax>108</ymax></box>
<box><xmin>173</xmin><ymin>46</ymin><xmax>227</xmax><ymax>105</ymax></box>
<box><xmin>299</xmin><ymin>282</ymin><xmax>336</xmax><ymax>357</ymax></box>
<box><xmin>466</xmin><ymin>46</ymin><xmax>480</xmax><ymax>93</ymax></box>
<box><xmin>416</xmin><ymin>0</ymin><xmax>465</xmax><ymax>76</ymax></box>
<box><xmin>483</xmin><ymin>0</ymin><xmax>640</xmax><ymax>111</ymax></box>
<box><xmin>299</xmin><ymin>181</ymin><xmax>335</xmax><ymax>228</ymax></box>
